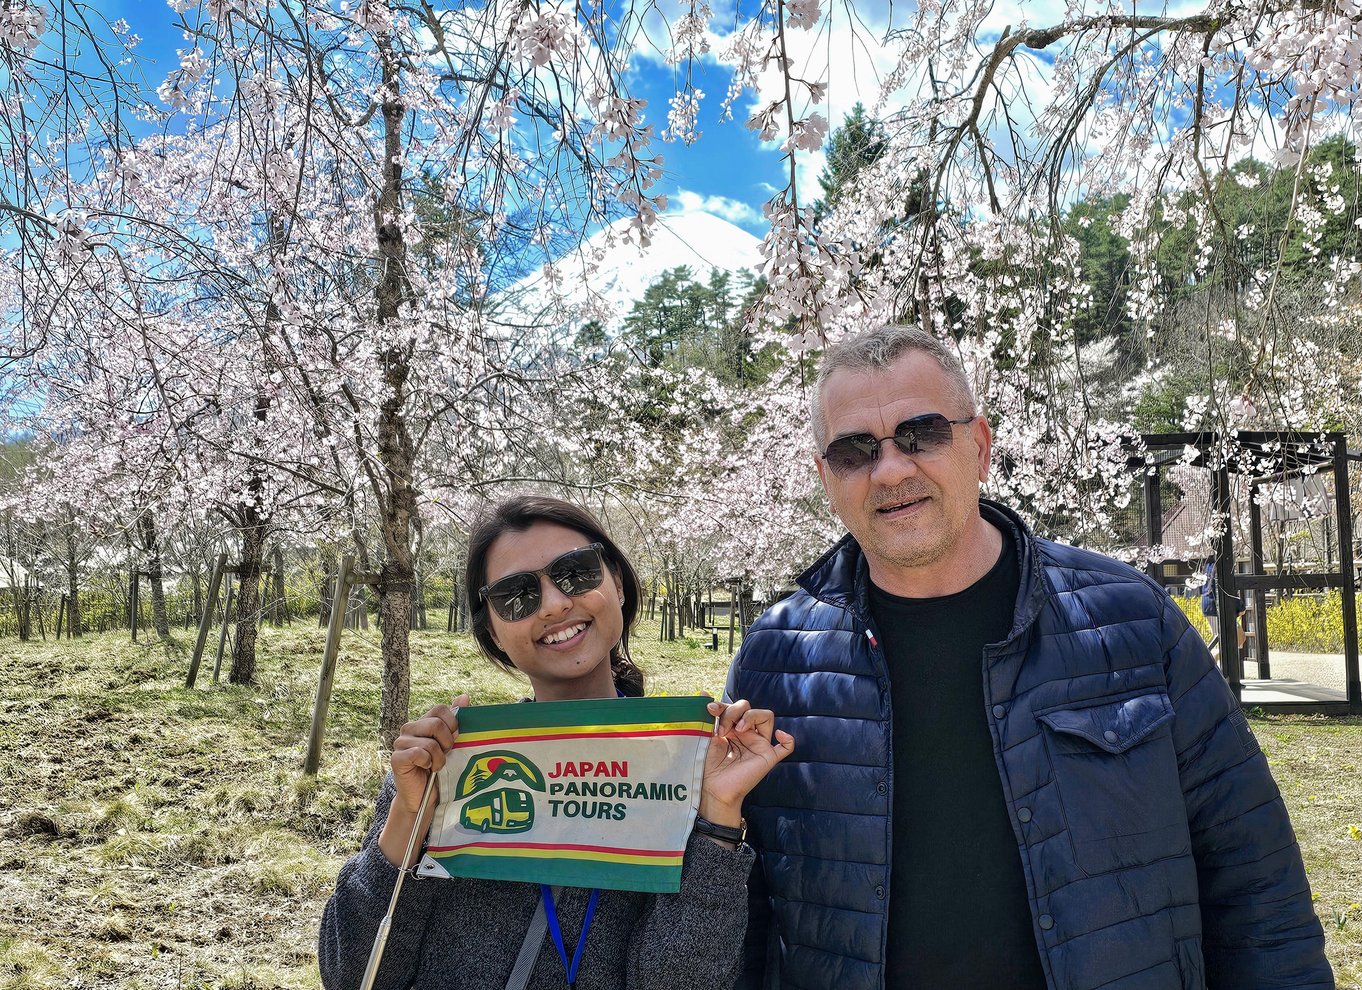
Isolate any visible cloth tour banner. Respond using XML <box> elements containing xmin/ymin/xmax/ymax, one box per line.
<box><xmin>416</xmin><ymin>695</ymin><xmax>714</xmax><ymax>893</ymax></box>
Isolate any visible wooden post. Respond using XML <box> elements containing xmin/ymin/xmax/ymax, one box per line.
<box><xmin>211</xmin><ymin>577</ymin><xmax>236</xmax><ymax>684</ymax></box>
<box><xmin>1333</xmin><ymin>437</ymin><xmax>1361</xmax><ymax>713</ymax></box>
<box><xmin>55</xmin><ymin>594</ymin><xmax>66</xmax><ymax>639</ymax></box>
<box><xmin>186</xmin><ymin>552</ymin><xmax>228</xmax><ymax>688</ymax></box>
<box><xmin>35</xmin><ymin>591</ymin><xmax>46</xmax><ymax>640</ymax></box>
<box><xmin>1141</xmin><ymin>462</ymin><xmax>1163</xmax><ymax>583</ymax></box>
<box><xmin>1212</xmin><ymin>462</ymin><xmax>1241</xmax><ymax>702</ymax></box>
<box><xmin>305</xmin><ymin>555</ymin><xmax>353</xmax><ymax>775</ymax></box>
<box><xmin>1248</xmin><ymin>485</ymin><xmax>1270</xmax><ymax>678</ymax></box>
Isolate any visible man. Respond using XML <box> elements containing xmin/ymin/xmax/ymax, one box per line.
<box><xmin>726</xmin><ymin>325</ymin><xmax>1332</xmax><ymax>989</ymax></box>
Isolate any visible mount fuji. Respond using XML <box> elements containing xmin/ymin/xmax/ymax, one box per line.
<box><xmin>493</xmin><ymin>211</ymin><xmax>765</xmax><ymax>335</ymax></box>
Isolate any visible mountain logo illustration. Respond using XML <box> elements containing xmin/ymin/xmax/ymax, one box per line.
<box><xmin>455</xmin><ymin>751</ymin><xmax>545</xmax><ymax>834</ymax></box>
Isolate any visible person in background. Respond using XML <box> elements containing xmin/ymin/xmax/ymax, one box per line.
<box><xmin>321</xmin><ymin>494</ymin><xmax>794</xmax><ymax>990</ymax></box>
<box><xmin>727</xmin><ymin>325</ymin><xmax>1332</xmax><ymax>989</ymax></box>
<box><xmin>1200</xmin><ymin>558</ymin><xmax>1247</xmax><ymax>661</ymax></box>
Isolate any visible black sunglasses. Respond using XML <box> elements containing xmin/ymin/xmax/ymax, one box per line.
<box><xmin>820</xmin><ymin>413</ymin><xmax>976</xmax><ymax>478</ymax></box>
<box><xmin>480</xmin><ymin>544</ymin><xmax>607</xmax><ymax>622</ymax></box>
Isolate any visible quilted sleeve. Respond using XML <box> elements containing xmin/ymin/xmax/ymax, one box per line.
<box><xmin>1159</xmin><ymin>592</ymin><xmax>1334</xmax><ymax>989</ymax></box>
<box><xmin>724</xmin><ymin>645</ymin><xmax>772</xmax><ymax>990</ymax></box>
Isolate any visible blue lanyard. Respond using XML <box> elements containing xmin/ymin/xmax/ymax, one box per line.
<box><xmin>539</xmin><ymin>885</ymin><xmax>599</xmax><ymax>987</ymax></box>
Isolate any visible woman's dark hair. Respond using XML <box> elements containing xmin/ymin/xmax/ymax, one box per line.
<box><xmin>464</xmin><ymin>494</ymin><xmax>645</xmax><ymax>697</ymax></box>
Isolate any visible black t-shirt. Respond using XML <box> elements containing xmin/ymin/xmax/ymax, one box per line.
<box><xmin>868</xmin><ymin>525</ymin><xmax>1047</xmax><ymax>988</ymax></box>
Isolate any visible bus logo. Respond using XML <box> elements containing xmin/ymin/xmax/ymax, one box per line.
<box><xmin>454</xmin><ymin>751</ymin><xmax>546</xmax><ymax>834</ymax></box>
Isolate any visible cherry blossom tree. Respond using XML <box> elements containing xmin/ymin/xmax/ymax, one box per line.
<box><xmin>2</xmin><ymin>0</ymin><xmax>1359</xmax><ymax>734</ymax></box>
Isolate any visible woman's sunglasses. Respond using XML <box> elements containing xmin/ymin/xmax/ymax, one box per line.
<box><xmin>820</xmin><ymin>413</ymin><xmax>976</xmax><ymax>478</ymax></box>
<box><xmin>480</xmin><ymin>544</ymin><xmax>607</xmax><ymax>622</ymax></box>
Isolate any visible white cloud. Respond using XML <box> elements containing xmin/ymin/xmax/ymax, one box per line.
<box><xmin>704</xmin><ymin>3</ymin><xmax>906</xmax><ymax>205</ymax></box>
<box><xmin>695</xmin><ymin>0</ymin><xmax>1086</xmax><ymax>209</ymax></box>
<box><xmin>631</xmin><ymin>0</ymin><xmax>1295</xmax><ymax>216</ymax></box>
<box><xmin>668</xmin><ymin>188</ymin><xmax>765</xmax><ymax>228</ymax></box>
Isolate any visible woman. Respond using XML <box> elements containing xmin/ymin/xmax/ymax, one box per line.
<box><xmin>319</xmin><ymin>494</ymin><xmax>793</xmax><ymax>989</ymax></box>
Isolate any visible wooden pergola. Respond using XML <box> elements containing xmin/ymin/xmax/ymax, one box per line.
<box><xmin>1129</xmin><ymin>431</ymin><xmax>1361</xmax><ymax>715</ymax></box>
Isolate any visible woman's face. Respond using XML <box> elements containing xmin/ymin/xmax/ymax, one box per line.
<box><xmin>482</xmin><ymin>521</ymin><xmax>625</xmax><ymax>701</ymax></box>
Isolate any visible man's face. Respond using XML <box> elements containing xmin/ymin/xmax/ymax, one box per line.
<box><xmin>814</xmin><ymin>351</ymin><xmax>991</xmax><ymax>584</ymax></box>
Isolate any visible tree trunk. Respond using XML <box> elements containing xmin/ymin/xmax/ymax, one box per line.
<box><xmin>457</xmin><ymin>570</ymin><xmax>469</xmax><ymax>632</ymax></box>
<box><xmin>64</xmin><ymin>516</ymin><xmax>82</xmax><ymax>637</ymax></box>
<box><xmin>372</xmin><ymin>36</ymin><xmax>415</xmax><ymax>749</ymax></box>
<box><xmin>139</xmin><ymin>511</ymin><xmax>170</xmax><ymax>639</ymax></box>
<box><xmin>269</xmin><ymin>546</ymin><xmax>287</xmax><ymax>625</ymax></box>
<box><xmin>14</xmin><ymin>583</ymin><xmax>29</xmax><ymax>642</ymax></box>
<box><xmin>5</xmin><ymin>517</ymin><xmax>28</xmax><ymax>641</ymax></box>
<box><xmin>319</xmin><ymin>546</ymin><xmax>337</xmax><ymax>626</ymax></box>
<box><xmin>229</xmin><ymin>507</ymin><xmax>267</xmax><ymax>685</ymax></box>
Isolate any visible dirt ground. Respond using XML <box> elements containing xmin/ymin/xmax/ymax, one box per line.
<box><xmin>0</xmin><ymin>626</ymin><xmax>1358</xmax><ymax>988</ymax></box>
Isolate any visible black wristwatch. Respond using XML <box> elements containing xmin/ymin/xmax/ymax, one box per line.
<box><xmin>693</xmin><ymin>814</ymin><xmax>747</xmax><ymax>845</ymax></box>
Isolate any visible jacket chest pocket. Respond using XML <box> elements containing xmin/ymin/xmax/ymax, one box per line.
<box><xmin>1037</xmin><ymin>691</ymin><xmax>1191</xmax><ymax>878</ymax></box>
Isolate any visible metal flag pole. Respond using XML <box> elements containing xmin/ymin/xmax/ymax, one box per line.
<box><xmin>359</xmin><ymin>770</ymin><xmax>438</xmax><ymax>990</ymax></box>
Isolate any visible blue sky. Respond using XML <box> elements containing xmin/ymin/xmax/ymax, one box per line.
<box><xmin>91</xmin><ymin>1</ymin><xmax>803</xmax><ymax>236</ymax></box>
<box><xmin>39</xmin><ymin>0</ymin><xmax>1287</xmax><ymax>240</ymax></box>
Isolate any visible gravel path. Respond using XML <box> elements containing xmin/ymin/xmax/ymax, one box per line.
<box><xmin>1237</xmin><ymin>650</ymin><xmax>1355</xmax><ymax>702</ymax></box>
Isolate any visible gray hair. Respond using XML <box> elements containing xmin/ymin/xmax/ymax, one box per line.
<box><xmin>809</xmin><ymin>325</ymin><xmax>977</xmax><ymax>450</ymax></box>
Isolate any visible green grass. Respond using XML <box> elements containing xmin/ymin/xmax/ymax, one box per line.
<box><xmin>0</xmin><ymin>619</ymin><xmax>734</xmax><ymax>989</ymax></box>
<box><xmin>0</xmin><ymin>622</ymin><xmax>1357</xmax><ymax>987</ymax></box>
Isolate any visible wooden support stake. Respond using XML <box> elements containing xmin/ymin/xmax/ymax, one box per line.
<box><xmin>305</xmin><ymin>555</ymin><xmax>353</xmax><ymax>775</ymax></box>
<box><xmin>186</xmin><ymin>552</ymin><xmax>229</xmax><ymax>688</ymax></box>
<box><xmin>212</xmin><ymin>577</ymin><xmax>236</xmax><ymax>684</ymax></box>
<box><xmin>55</xmin><ymin>594</ymin><xmax>66</xmax><ymax>639</ymax></box>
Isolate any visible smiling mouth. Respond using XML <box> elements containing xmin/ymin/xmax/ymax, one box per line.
<box><xmin>876</xmin><ymin>495</ymin><xmax>930</xmax><ymax>514</ymax></box>
<box><xmin>540</xmin><ymin>622</ymin><xmax>588</xmax><ymax>646</ymax></box>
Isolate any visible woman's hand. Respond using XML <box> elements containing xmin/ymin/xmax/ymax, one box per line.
<box><xmin>699</xmin><ymin>700</ymin><xmax>794</xmax><ymax>831</ymax></box>
<box><xmin>379</xmin><ymin>693</ymin><xmax>470</xmax><ymax>867</ymax></box>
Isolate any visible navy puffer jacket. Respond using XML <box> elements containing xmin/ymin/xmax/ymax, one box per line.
<box><xmin>727</xmin><ymin>501</ymin><xmax>1332</xmax><ymax>990</ymax></box>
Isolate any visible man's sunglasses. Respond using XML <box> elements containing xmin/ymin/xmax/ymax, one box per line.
<box><xmin>820</xmin><ymin>413</ymin><xmax>976</xmax><ymax>478</ymax></box>
<box><xmin>480</xmin><ymin>544</ymin><xmax>607</xmax><ymax>622</ymax></box>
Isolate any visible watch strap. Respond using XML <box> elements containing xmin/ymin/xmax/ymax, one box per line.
<box><xmin>693</xmin><ymin>814</ymin><xmax>746</xmax><ymax>844</ymax></box>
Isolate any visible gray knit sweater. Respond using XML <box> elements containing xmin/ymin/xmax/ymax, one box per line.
<box><xmin>319</xmin><ymin>776</ymin><xmax>756</xmax><ymax>990</ymax></box>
